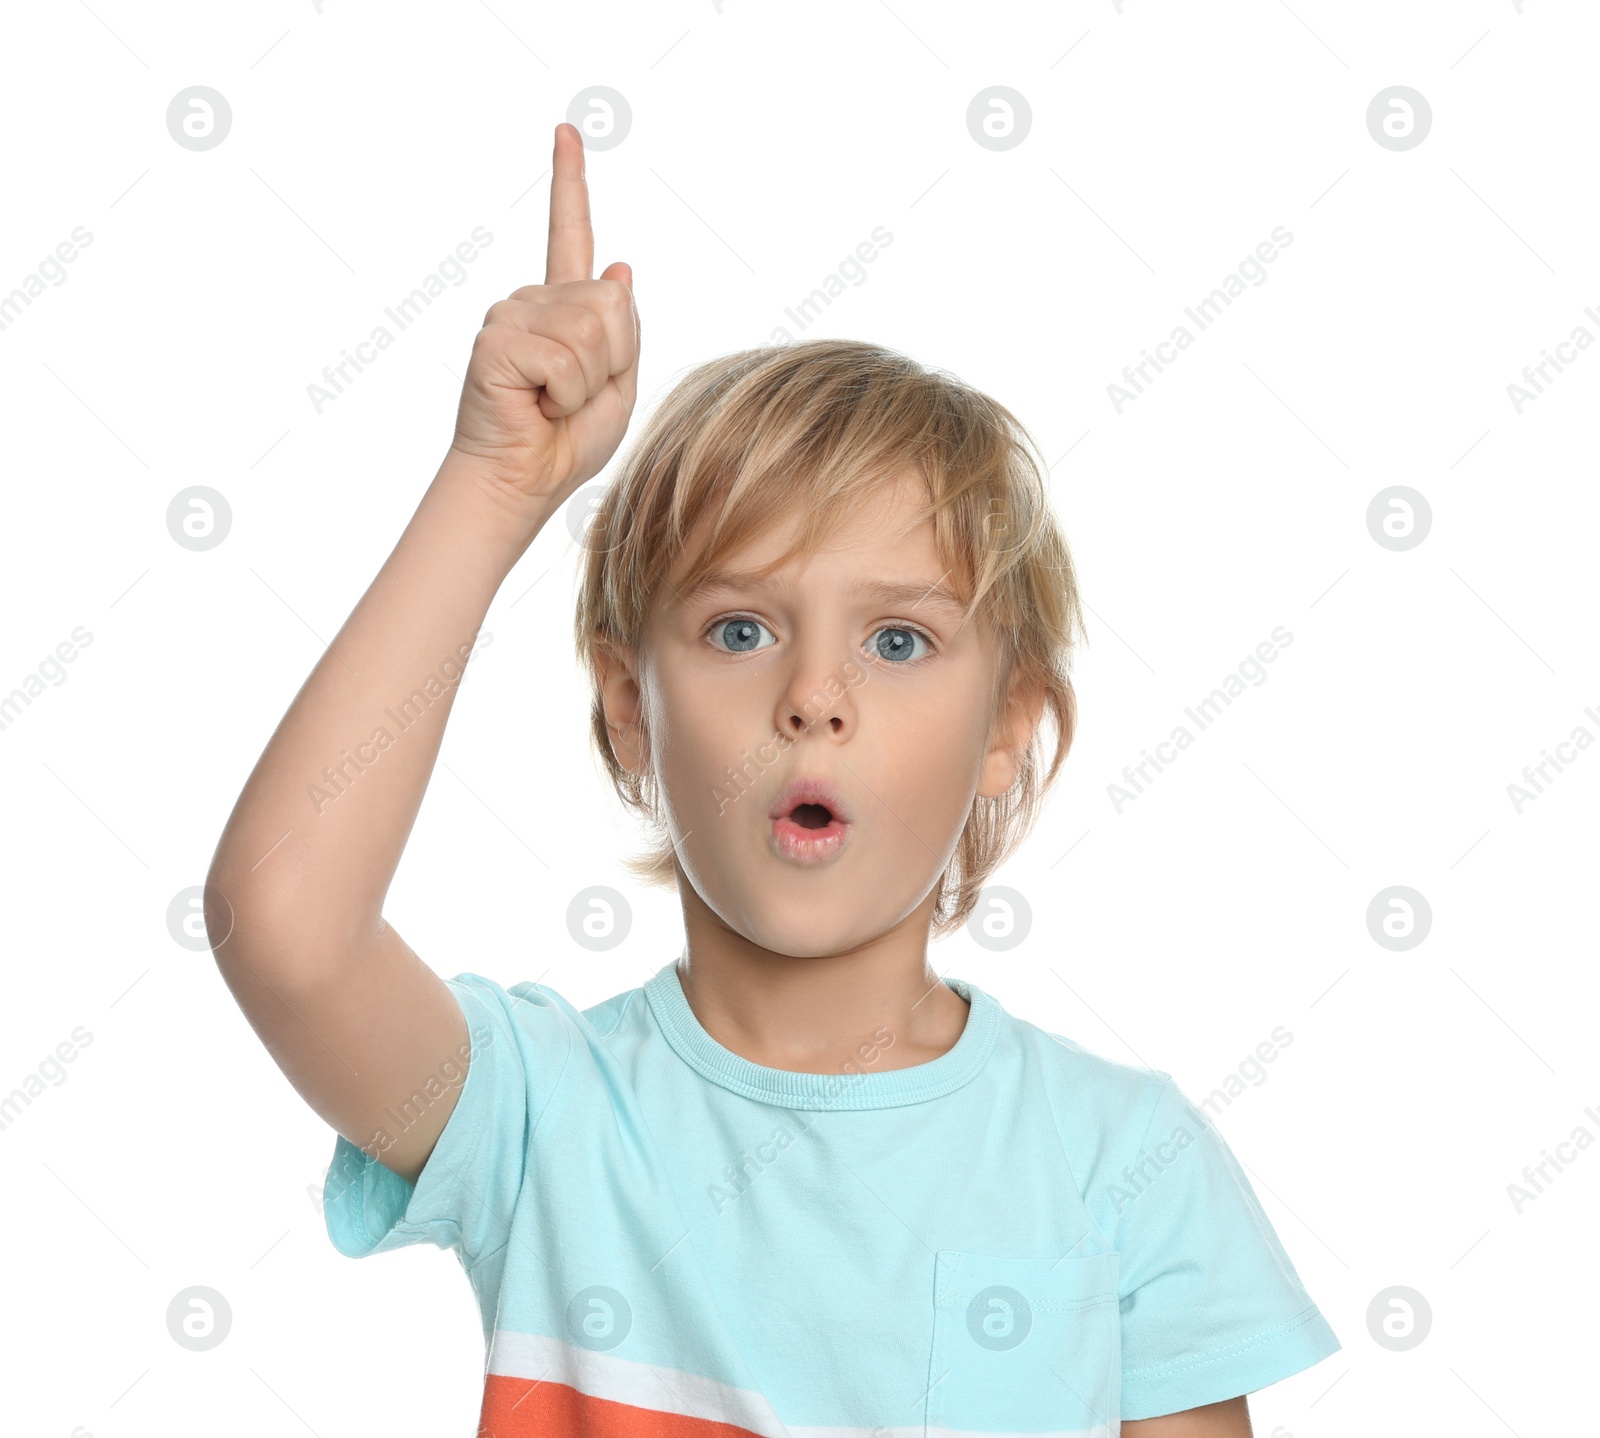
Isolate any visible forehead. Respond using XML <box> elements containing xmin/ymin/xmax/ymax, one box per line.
<box><xmin>664</xmin><ymin>464</ymin><xmax>938</xmax><ymax>592</ymax></box>
<box><xmin>641</xmin><ymin>479</ymin><xmax>990</xmax><ymax>657</ymax></box>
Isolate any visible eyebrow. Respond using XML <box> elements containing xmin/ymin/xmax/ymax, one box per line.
<box><xmin>674</xmin><ymin>568</ymin><xmax>971</xmax><ymax>619</ymax></box>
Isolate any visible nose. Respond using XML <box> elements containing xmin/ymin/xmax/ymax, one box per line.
<box><xmin>776</xmin><ymin>643</ymin><xmax>857</xmax><ymax>741</ymax></box>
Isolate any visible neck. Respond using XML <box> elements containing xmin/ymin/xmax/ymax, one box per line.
<box><xmin>672</xmin><ymin>880</ymin><xmax>971</xmax><ymax>1074</ymax></box>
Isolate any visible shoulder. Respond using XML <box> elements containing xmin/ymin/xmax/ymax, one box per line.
<box><xmin>436</xmin><ymin>970</ymin><xmax>653</xmax><ymax>1127</ymax></box>
<box><xmin>993</xmin><ymin>997</ymin><xmax>1176</xmax><ymax>1141</ymax></box>
<box><xmin>579</xmin><ymin>982</ymin><xmax>646</xmax><ymax>1037</ymax></box>
<box><xmin>438</xmin><ymin>966</ymin><xmax>649</xmax><ymax>1068</ymax></box>
<box><xmin>445</xmin><ymin>970</ymin><xmax>640</xmax><ymax>1032</ymax></box>
<box><xmin>976</xmin><ymin>992</ymin><xmax>1201</xmax><ymax>1219</ymax></box>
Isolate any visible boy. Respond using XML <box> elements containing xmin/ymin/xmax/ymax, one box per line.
<box><xmin>207</xmin><ymin>122</ymin><xmax>1339</xmax><ymax>1436</ymax></box>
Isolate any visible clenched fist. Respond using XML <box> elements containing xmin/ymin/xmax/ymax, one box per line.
<box><xmin>445</xmin><ymin>121</ymin><xmax>640</xmax><ymax>540</ymax></box>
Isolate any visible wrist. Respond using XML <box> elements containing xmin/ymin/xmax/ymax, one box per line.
<box><xmin>427</xmin><ymin>452</ymin><xmax>557</xmax><ymax>575</ymax></box>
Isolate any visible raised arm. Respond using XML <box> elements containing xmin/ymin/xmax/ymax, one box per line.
<box><xmin>204</xmin><ymin>121</ymin><xmax>639</xmax><ymax>1185</ymax></box>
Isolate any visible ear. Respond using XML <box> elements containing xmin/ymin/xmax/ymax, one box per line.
<box><xmin>976</xmin><ymin>668</ymin><xmax>1047</xmax><ymax>799</ymax></box>
<box><xmin>593</xmin><ymin>637</ymin><xmax>646</xmax><ymax>776</ymax></box>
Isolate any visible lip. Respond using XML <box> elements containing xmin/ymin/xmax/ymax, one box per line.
<box><xmin>766</xmin><ymin>776</ymin><xmax>853</xmax><ymax>866</ymax></box>
<box><xmin>766</xmin><ymin>777</ymin><xmax>852</xmax><ymax>825</ymax></box>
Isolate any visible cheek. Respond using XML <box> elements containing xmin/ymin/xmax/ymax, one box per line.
<box><xmin>867</xmin><ymin>677</ymin><xmax>992</xmax><ymax>814</ymax></box>
<box><xmin>891</xmin><ymin>660</ymin><xmax>994</xmax><ymax>746</ymax></box>
<box><xmin>648</xmin><ymin>665</ymin><xmax>763</xmax><ymax>800</ymax></box>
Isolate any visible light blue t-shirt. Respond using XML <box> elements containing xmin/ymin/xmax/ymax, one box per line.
<box><xmin>323</xmin><ymin>961</ymin><xmax>1339</xmax><ymax>1433</ymax></box>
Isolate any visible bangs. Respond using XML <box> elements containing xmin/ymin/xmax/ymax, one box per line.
<box><xmin>597</xmin><ymin>341</ymin><xmax>1061</xmax><ymax>642</ymax></box>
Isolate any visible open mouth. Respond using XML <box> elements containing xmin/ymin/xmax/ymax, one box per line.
<box><xmin>787</xmin><ymin>802</ymin><xmax>835</xmax><ymax>830</ymax></box>
<box><xmin>767</xmin><ymin>780</ymin><xmax>852</xmax><ymax>864</ymax></box>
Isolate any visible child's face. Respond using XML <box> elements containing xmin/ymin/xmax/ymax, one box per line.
<box><xmin>604</xmin><ymin>466</ymin><xmax>1036</xmax><ymax>960</ymax></box>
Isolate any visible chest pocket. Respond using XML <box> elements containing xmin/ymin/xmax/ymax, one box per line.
<box><xmin>927</xmin><ymin>1249</ymin><xmax>1120</xmax><ymax>1437</ymax></box>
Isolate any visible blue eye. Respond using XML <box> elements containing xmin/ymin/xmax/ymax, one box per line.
<box><xmin>873</xmin><ymin>626</ymin><xmax>931</xmax><ymax>663</ymax></box>
<box><xmin>712</xmin><ymin>617</ymin><xmax>776</xmax><ymax>654</ymax></box>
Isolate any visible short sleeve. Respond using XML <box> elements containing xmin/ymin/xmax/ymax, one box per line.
<box><xmin>321</xmin><ymin>972</ymin><xmax>572</xmax><ymax>1267</ymax></box>
<box><xmin>1112</xmin><ymin>1077</ymin><xmax>1341</xmax><ymax>1419</ymax></box>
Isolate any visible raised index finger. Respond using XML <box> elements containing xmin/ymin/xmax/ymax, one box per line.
<box><xmin>545</xmin><ymin>122</ymin><xmax>594</xmax><ymax>286</ymax></box>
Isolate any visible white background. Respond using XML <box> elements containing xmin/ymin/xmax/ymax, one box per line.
<box><xmin>1</xmin><ymin>1</ymin><xmax>1593</xmax><ymax>1433</ymax></box>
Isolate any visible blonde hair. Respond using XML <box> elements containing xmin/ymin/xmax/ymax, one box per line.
<box><xmin>573</xmin><ymin>338</ymin><xmax>1086</xmax><ymax>937</ymax></box>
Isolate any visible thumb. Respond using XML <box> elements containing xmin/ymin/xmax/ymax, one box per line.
<box><xmin>601</xmin><ymin>260</ymin><xmax>632</xmax><ymax>291</ymax></box>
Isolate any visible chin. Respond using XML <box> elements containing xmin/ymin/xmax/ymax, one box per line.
<box><xmin>737</xmin><ymin>915</ymin><xmax>885</xmax><ymax>961</ymax></box>
<box><xmin>695</xmin><ymin>863</ymin><xmax>936</xmax><ymax>960</ymax></box>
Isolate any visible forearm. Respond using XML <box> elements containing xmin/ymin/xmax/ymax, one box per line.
<box><xmin>206</xmin><ymin>457</ymin><xmax>545</xmax><ymax>980</ymax></box>
<box><xmin>1122</xmin><ymin>1396</ymin><xmax>1252</xmax><ymax>1436</ymax></box>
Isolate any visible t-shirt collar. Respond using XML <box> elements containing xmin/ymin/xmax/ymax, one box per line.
<box><xmin>643</xmin><ymin>957</ymin><xmax>999</xmax><ymax>1110</ymax></box>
